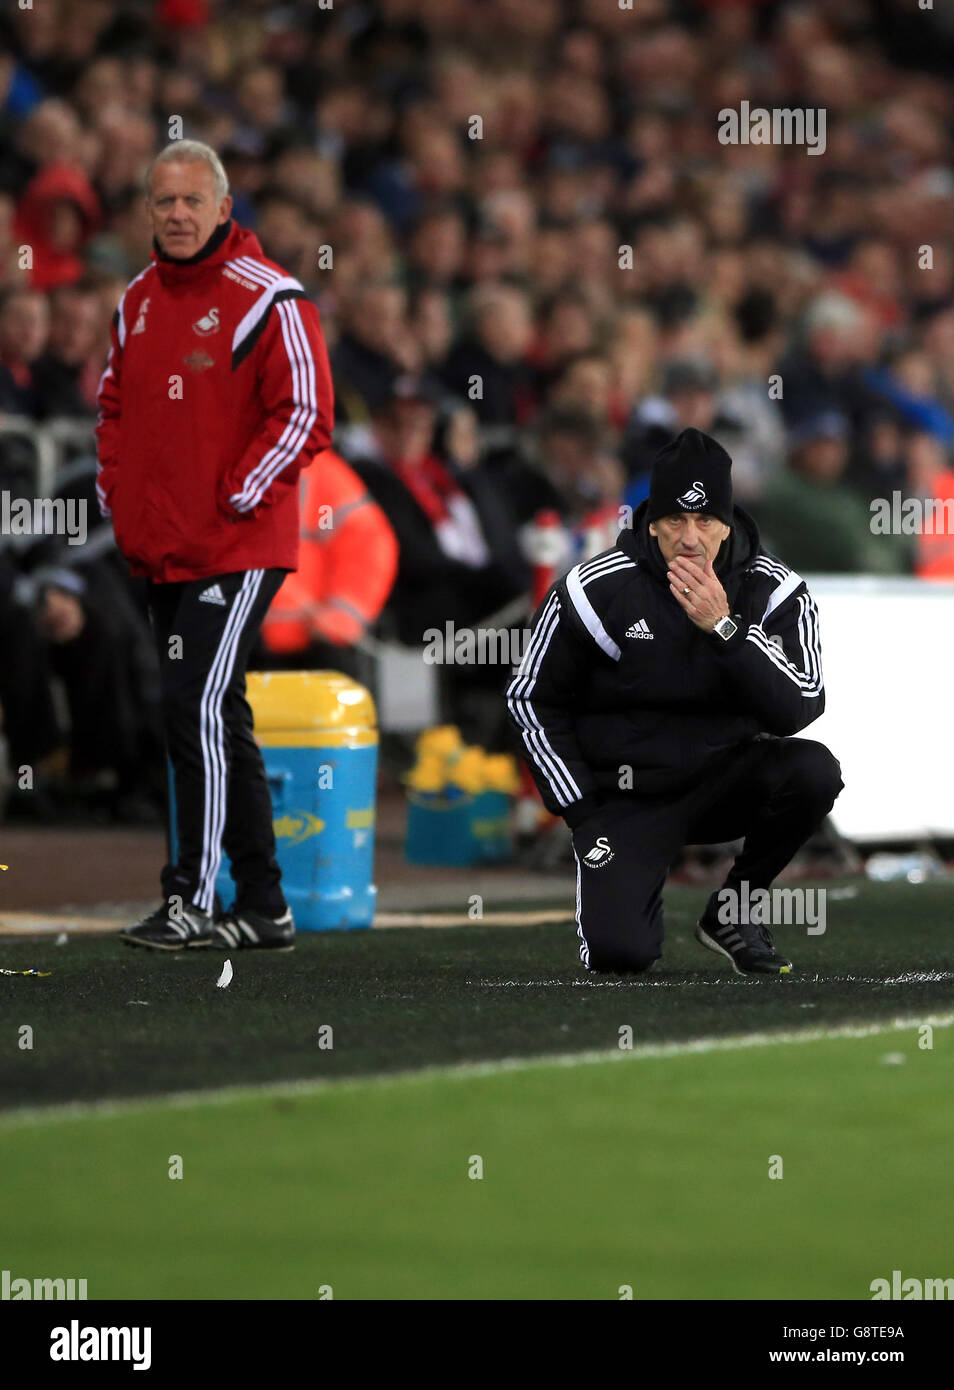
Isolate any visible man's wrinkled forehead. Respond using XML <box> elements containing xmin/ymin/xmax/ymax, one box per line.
<box><xmin>148</xmin><ymin>161</ymin><xmax>217</xmax><ymax>199</ymax></box>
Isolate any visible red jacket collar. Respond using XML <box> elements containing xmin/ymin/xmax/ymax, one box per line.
<box><xmin>151</xmin><ymin>220</ymin><xmax>265</xmax><ymax>286</ymax></box>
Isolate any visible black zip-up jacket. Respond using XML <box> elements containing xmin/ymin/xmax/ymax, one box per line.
<box><xmin>506</xmin><ymin>500</ymin><xmax>825</xmax><ymax>827</ymax></box>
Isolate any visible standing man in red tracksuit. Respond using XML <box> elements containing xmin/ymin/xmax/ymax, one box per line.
<box><xmin>96</xmin><ymin>140</ymin><xmax>334</xmax><ymax>951</ymax></box>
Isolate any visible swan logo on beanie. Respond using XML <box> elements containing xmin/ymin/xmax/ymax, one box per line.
<box><xmin>677</xmin><ymin>480</ymin><xmax>708</xmax><ymax>508</ymax></box>
<box><xmin>647</xmin><ymin>428</ymin><xmax>733</xmax><ymax>525</ymax></box>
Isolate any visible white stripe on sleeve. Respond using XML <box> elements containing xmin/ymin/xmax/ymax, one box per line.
<box><xmin>745</xmin><ymin>593</ymin><xmax>823</xmax><ymax>695</ymax></box>
<box><xmin>565</xmin><ymin>564</ymin><xmax>622</xmax><ymax>662</ymax></box>
<box><xmin>230</xmin><ymin>299</ymin><xmax>317</xmax><ymax>512</ymax></box>
<box><xmin>761</xmin><ymin>568</ymin><xmax>803</xmax><ymax>622</ymax></box>
<box><xmin>506</xmin><ymin>595</ymin><xmax>583</xmax><ymax>807</ymax></box>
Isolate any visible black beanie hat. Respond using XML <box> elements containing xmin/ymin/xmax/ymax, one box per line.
<box><xmin>647</xmin><ymin>428</ymin><xmax>734</xmax><ymax>525</ymax></box>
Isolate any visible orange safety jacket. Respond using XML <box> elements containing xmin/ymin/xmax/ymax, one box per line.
<box><xmin>914</xmin><ymin>470</ymin><xmax>954</xmax><ymax>580</ymax></box>
<box><xmin>262</xmin><ymin>448</ymin><xmax>399</xmax><ymax>651</ymax></box>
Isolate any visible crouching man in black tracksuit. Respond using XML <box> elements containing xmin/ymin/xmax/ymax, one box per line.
<box><xmin>506</xmin><ymin>428</ymin><xmax>843</xmax><ymax>975</ymax></box>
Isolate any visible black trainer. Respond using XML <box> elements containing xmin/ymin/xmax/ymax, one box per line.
<box><xmin>695</xmin><ymin>912</ymin><xmax>793</xmax><ymax>976</ymax></box>
<box><xmin>211</xmin><ymin>907</ymin><xmax>295</xmax><ymax>951</ymax></box>
<box><xmin>121</xmin><ymin>900</ymin><xmax>216</xmax><ymax>951</ymax></box>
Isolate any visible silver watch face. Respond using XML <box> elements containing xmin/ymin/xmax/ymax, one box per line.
<box><xmin>715</xmin><ymin>616</ymin><xmax>738</xmax><ymax>640</ymax></box>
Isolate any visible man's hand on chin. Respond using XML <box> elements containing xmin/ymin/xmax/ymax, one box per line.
<box><xmin>667</xmin><ymin>554</ymin><xmax>731</xmax><ymax>632</ymax></box>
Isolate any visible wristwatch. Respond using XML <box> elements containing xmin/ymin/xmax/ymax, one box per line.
<box><xmin>712</xmin><ymin>614</ymin><xmax>739</xmax><ymax>642</ymax></box>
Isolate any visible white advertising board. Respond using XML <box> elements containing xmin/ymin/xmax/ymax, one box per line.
<box><xmin>805</xmin><ymin>577</ymin><xmax>954</xmax><ymax>842</ymax></box>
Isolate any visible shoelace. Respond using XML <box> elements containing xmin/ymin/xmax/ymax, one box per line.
<box><xmin>732</xmin><ymin>919</ymin><xmax>776</xmax><ymax>952</ymax></box>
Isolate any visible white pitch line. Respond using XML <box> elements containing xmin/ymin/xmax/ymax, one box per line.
<box><xmin>374</xmin><ymin>908</ymin><xmax>574</xmax><ymax>928</ymax></box>
<box><xmin>0</xmin><ymin>909</ymin><xmax>577</xmax><ymax>936</ymax></box>
<box><xmin>0</xmin><ymin>913</ymin><xmax>118</xmax><ymax>936</ymax></box>
<box><xmin>465</xmin><ymin>971</ymin><xmax>954</xmax><ymax>988</ymax></box>
<box><xmin>1</xmin><ymin>1012</ymin><xmax>951</xmax><ymax>1133</ymax></box>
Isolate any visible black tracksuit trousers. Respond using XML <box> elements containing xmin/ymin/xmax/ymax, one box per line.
<box><xmin>571</xmin><ymin>736</ymin><xmax>843</xmax><ymax>973</ymax></box>
<box><xmin>148</xmin><ymin>568</ymin><xmax>287</xmax><ymax>916</ymax></box>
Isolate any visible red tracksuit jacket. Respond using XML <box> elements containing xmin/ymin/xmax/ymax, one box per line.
<box><xmin>95</xmin><ymin>219</ymin><xmax>334</xmax><ymax>582</ymax></box>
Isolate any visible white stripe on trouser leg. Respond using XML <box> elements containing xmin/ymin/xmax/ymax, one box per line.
<box><xmin>196</xmin><ymin>572</ymin><xmax>264</xmax><ymax>911</ymax></box>
<box><xmin>573</xmin><ymin>849</ymin><xmax>590</xmax><ymax>969</ymax></box>
<box><xmin>196</xmin><ymin>576</ymin><xmax>254</xmax><ymax>911</ymax></box>
<box><xmin>196</xmin><ymin>576</ymin><xmax>253</xmax><ymax>910</ymax></box>
<box><xmin>197</xmin><ymin>571</ymin><xmax>264</xmax><ymax>910</ymax></box>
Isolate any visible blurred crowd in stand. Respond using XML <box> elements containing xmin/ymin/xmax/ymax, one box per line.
<box><xmin>1</xmin><ymin>0</ymin><xmax>953</xmax><ymax>816</ymax></box>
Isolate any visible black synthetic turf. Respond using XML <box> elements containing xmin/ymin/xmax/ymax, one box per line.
<box><xmin>1</xmin><ymin>880</ymin><xmax>950</xmax><ymax>1111</ymax></box>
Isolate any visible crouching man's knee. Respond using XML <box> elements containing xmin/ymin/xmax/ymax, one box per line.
<box><xmin>784</xmin><ymin>740</ymin><xmax>844</xmax><ymax>813</ymax></box>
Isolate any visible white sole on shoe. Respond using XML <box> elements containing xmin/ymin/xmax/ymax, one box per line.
<box><xmin>211</xmin><ymin>940</ymin><xmax>296</xmax><ymax>953</ymax></box>
<box><xmin>695</xmin><ymin>922</ymin><xmax>746</xmax><ymax>975</ymax></box>
<box><xmin>120</xmin><ymin>933</ymin><xmax>186</xmax><ymax>952</ymax></box>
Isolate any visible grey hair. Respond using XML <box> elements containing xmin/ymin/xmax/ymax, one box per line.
<box><xmin>145</xmin><ymin>140</ymin><xmax>230</xmax><ymax>203</ymax></box>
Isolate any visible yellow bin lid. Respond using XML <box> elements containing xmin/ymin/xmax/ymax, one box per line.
<box><xmin>245</xmin><ymin>670</ymin><xmax>377</xmax><ymax>734</ymax></box>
